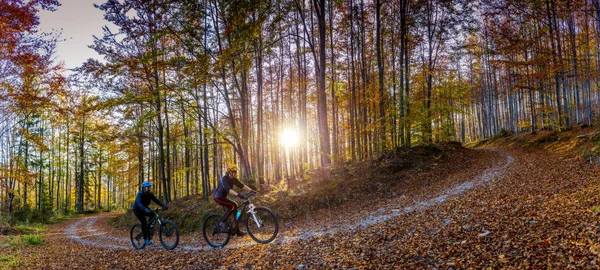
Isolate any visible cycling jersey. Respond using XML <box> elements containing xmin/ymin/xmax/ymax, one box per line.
<box><xmin>132</xmin><ymin>190</ymin><xmax>165</xmax><ymax>211</ymax></box>
<box><xmin>214</xmin><ymin>174</ymin><xmax>243</xmax><ymax>199</ymax></box>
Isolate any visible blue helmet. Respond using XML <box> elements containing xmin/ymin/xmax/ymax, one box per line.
<box><xmin>142</xmin><ymin>181</ymin><xmax>153</xmax><ymax>188</ymax></box>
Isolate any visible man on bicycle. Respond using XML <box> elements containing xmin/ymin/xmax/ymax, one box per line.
<box><xmin>133</xmin><ymin>181</ymin><xmax>168</xmax><ymax>245</ymax></box>
<box><xmin>214</xmin><ymin>164</ymin><xmax>254</xmax><ymax>237</ymax></box>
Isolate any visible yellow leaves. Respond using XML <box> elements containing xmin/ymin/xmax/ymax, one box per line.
<box><xmin>498</xmin><ymin>254</ymin><xmax>510</xmax><ymax>263</ymax></box>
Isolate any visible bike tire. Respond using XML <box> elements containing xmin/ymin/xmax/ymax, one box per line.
<box><xmin>159</xmin><ymin>220</ymin><xmax>179</xmax><ymax>250</ymax></box>
<box><xmin>245</xmin><ymin>207</ymin><xmax>278</xmax><ymax>244</ymax></box>
<box><xmin>202</xmin><ymin>213</ymin><xmax>231</xmax><ymax>248</ymax></box>
<box><xmin>130</xmin><ymin>223</ymin><xmax>145</xmax><ymax>250</ymax></box>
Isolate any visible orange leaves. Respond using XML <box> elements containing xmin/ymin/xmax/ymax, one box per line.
<box><xmin>4</xmin><ymin>145</ymin><xmax>600</xmax><ymax>268</ymax></box>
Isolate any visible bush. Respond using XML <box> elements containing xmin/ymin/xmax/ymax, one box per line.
<box><xmin>11</xmin><ymin>210</ymin><xmax>32</xmax><ymax>224</ymax></box>
<box><xmin>84</xmin><ymin>209</ymin><xmax>101</xmax><ymax>215</ymax></box>
<box><xmin>493</xmin><ymin>128</ymin><xmax>512</xmax><ymax>138</ymax></box>
<box><xmin>23</xmin><ymin>234</ymin><xmax>43</xmax><ymax>246</ymax></box>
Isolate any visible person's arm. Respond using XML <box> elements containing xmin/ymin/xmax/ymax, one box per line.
<box><xmin>231</xmin><ymin>178</ymin><xmax>247</xmax><ymax>197</ymax></box>
<box><xmin>150</xmin><ymin>193</ymin><xmax>166</xmax><ymax>209</ymax></box>
<box><xmin>234</xmin><ymin>178</ymin><xmax>254</xmax><ymax>197</ymax></box>
<box><xmin>231</xmin><ymin>185</ymin><xmax>254</xmax><ymax>198</ymax></box>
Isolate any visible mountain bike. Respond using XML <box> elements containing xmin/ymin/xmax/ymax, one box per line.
<box><xmin>202</xmin><ymin>191</ymin><xmax>278</xmax><ymax>248</ymax></box>
<box><xmin>130</xmin><ymin>208</ymin><xmax>179</xmax><ymax>250</ymax></box>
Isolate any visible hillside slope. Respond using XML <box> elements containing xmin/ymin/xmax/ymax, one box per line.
<box><xmin>4</xmin><ymin>135</ymin><xmax>600</xmax><ymax>268</ymax></box>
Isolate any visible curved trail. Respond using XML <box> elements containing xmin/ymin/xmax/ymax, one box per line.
<box><xmin>63</xmin><ymin>149</ymin><xmax>515</xmax><ymax>251</ymax></box>
<box><xmin>65</xmin><ymin>218</ymin><xmax>130</xmax><ymax>250</ymax></box>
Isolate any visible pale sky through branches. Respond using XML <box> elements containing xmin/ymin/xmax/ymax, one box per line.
<box><xmin>38</xmin><ymin>0</ymin><xmax>107</xmax><ymax>71</ymax></box>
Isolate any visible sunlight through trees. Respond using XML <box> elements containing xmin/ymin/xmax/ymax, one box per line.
<box><xmin>1</xmin><ymin>0</ymin><xmax>600</xmax><ymax>222</ymax></box>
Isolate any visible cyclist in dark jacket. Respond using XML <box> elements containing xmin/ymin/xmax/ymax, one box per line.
<box><xmin>133</xmin><ymin>181</ymin><xmax>167</xmax><ymax>245</ymax></box>
<box><xmin>214</xmin><ymin>164</ymin><xmax>253</xmax><ymax>237</ymax></box>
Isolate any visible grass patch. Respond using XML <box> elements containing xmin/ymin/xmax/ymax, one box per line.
<box><xmin>463</xmin><ymin>139</ymin><xmax>488</xmax><ymax>148</ymax></box>
<box><xmin>22</xmin><ymin>234</ymin><xmax>43</xmax><ymax>246</ymax></box>
<box><xmin>0</xmin><ymin>255</ymin><xmax>21</xmax><ymax>269</ymax></box>
<box><xmin>5</xmin><ymin>236</ymin><xmax>22</xmax><ymax>248</ymax></box>
<box><xmin>2</xmin><ymin>219</ymin><xmax>57</xmax><ymax>236</ymax></box>
<box><xmin>47</xmin><ymin>214</ymin><xmax>77</xmax><ymax>224</ymax></box>
<box><xmin>4</xmin><ymin>234</ymin><xmax>44</xmax><ymax>248</ymax></box>
<box><xmin>14</xmin><ymin>223</ymin><xmax>48</xmax><ymax>235</ymax></box>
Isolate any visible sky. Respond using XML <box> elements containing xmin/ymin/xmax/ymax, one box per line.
<box><xmin>38</xmin><ymin>0</ymin><xmax>107</xmax><ymax>71</ymax></box>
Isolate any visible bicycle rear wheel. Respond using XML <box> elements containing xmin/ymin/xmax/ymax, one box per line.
<box><xmin>159</xmin><ymin>220</ymin><xmax>179</xmax><ymax>250</ymax></box>
<box><xmin>202</xmin><ymin>213</ymin><xmax>231</xmax><ymax>248</ymax></box>
<box><xmin>245</xmin><ymin>207</ymin><xmax>278</xmax><ymax>244</ymax></box>
<box><xmin>130</xmin><ymin>223</ymin><xmax>145</xmax><ymax>250</ymax></box>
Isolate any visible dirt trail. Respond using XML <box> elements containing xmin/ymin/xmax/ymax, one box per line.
<box><xmin>287</xmin><ymin>149</ymin><xmax>514</xmax><ymax>242</ymax></box>
<box><xmin>60</xmin><ymin>149</ymin><xmax>514</xmax><ymax>251</ymax></box>
<box><xmin>13</xmin><ymin>147</ymin><xmax>593</xmax><ymax>269</ymax></box>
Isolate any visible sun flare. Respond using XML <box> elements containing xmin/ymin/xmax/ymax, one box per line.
<box><xmin>280</xmin><ymin>128</ymin><xmax>299</xmax><ymax>148</ymax></box>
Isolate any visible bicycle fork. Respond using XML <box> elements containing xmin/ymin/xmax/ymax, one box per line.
<box><xmin>247</xmin><ymin>203</ymin><xmax>263</xmax><ymax>228</ymax></box>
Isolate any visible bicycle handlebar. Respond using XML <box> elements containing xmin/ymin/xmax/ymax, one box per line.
<box><xmin>239</xmin><ymin>191</ymin><xmax>257</xmax><ymax>200</ymax></box>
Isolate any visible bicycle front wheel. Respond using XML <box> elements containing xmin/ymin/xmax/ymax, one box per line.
<box><xmin>202</xmin><ymin>213</ymin><xmax>231</xmax><ymax>248</ymax></box>
<box><xmin>159</xmin><ymin>220</ymin><xmax>179</xmax><ymax>250</ymax></box>
<box><xmin>130</xmin><ymin>223</ymin><xmax>145</xmax><ymax>250</ymax></box>
<box><xmin>245</xmin><ymin>207</ymin><xmax>278</xmax><ymax>244</ymax></box>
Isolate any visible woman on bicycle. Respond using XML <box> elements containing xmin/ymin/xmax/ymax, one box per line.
<box><xmin>133</xmin><ymin>181</ymin><xmax>168</xmax><ymax>245</ymax></box>
<box><xmin>214</xmin><ymin>164</ymin><xmax>254</xmax><ymax>237</ymax></box>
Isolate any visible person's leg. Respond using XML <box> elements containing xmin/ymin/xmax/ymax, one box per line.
<box><xmin>215</xmin><ymin>198</ymin><xmax>245</xmax><ymax>236</ymax></box>
<box><xmin>214</xmin><ymin>197</ymin><xmax>238</xmax><ymax>224</ymax></box>
<box><xmin>144</xmin><ymin>211</ymin><xmax>155</xmax><ymax>239</ymax></box>
<box><xmin>133</xmin><ymin>209</ymin><xmax>149</xmax><ymax>240</ymax></box>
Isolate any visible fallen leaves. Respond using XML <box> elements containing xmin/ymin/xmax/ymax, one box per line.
<box><xmin>4</xmin><ymin>147</ymin><xmax>600</xmax><ymax>268</ymax></box>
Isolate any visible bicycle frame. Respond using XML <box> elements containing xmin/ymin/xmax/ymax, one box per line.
<box><xmin>147</xmin><ymin>209</ymin><xmax>165</xmax><ymax>238</ymax></box>
<box><xmin>220</xmin><ymin>198</ymin><xmax>263</xmax><ymax>230</ymax></box>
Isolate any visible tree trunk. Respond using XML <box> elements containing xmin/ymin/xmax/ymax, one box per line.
<box><xmin>376</xmin><ymin>0</ymin><xmax>385</xmax><ymax>150</ymax></box>
<box><xmin>77</xmin><ymin>115</ymin><xmax>85</xmax><ymax>213</ymax></box>
<box><xmin>313</xmin><ymin>0</ymin><xmax>332</xmax><ymax>174</ymax></box>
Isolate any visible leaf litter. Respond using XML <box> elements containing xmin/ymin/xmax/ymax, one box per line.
<box><xmin>4</xmin><ymin>146</ymin><xmax>600</xmax><ymax>269</ymax></box>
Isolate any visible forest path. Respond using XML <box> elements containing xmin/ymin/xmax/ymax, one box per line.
<box><xmin>61</xmin><ymin>148</ymin><xmax>513</xmax><ymax>251</ymax></box>
<box><xmin>13</xmin><ymin>147</ymin><xmax>600</xmax><ymax>268</ymax></box>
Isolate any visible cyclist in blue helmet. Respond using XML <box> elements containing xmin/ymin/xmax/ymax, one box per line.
<box><xmin>132</xmin><ymin>181</ymin><xmax>167</xmax><ymax>245</ymax></box>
